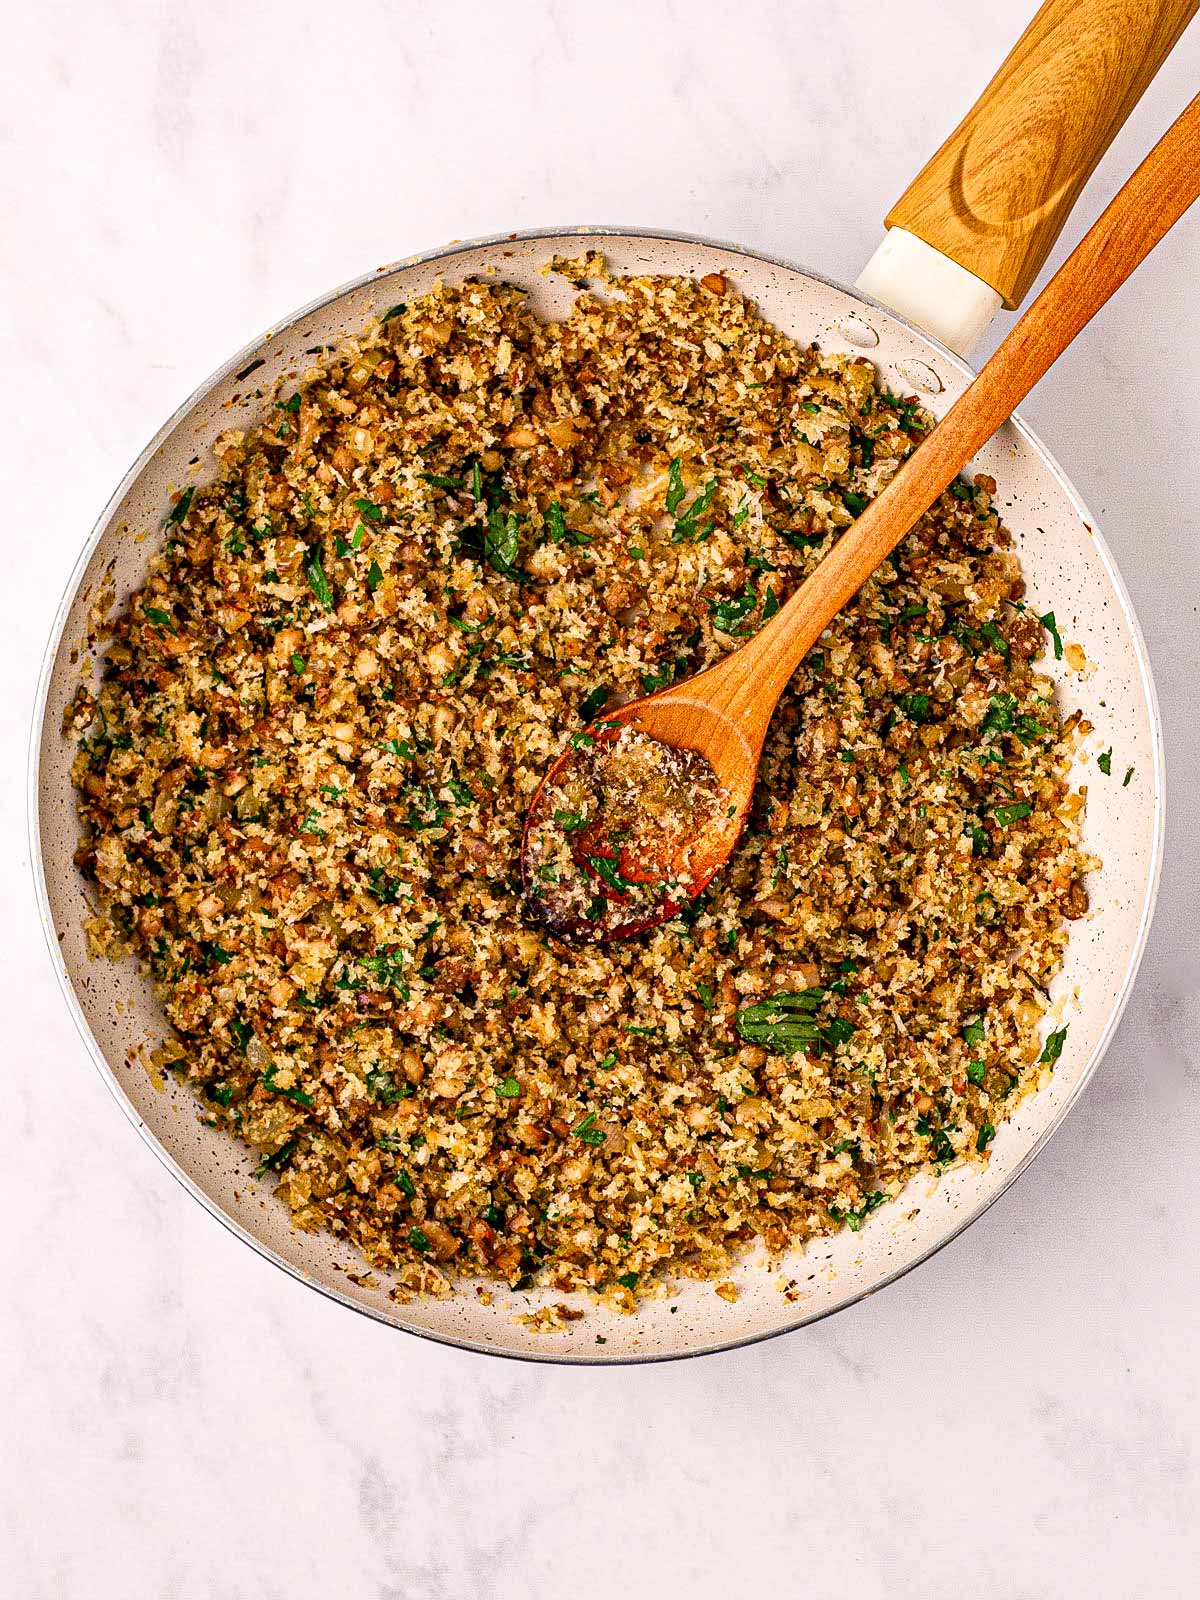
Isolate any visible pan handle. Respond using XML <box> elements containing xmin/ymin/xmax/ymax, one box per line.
<box><xmin>857</xmin><ymin>0</ymin><xmax>1198</xmax><ymax>355</ymax></box>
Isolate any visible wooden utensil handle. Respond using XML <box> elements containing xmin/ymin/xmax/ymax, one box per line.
<box><xmin>731</xmin><ymin>90</ymin><xmax>1200</xmax><ymax>717</ymax></box>
<box><xmin>887</xmin><ymin>0</ymin><xmax>1199</xmax><ymax>307</ymax></box>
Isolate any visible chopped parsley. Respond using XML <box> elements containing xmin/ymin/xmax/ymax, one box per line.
<box><xmin>163</xmin><ymin>485</ymin><xmax>194</xmax><ymax>527</ymax></box>
<box><xmin>829</xmin><ymin>1190</ymin><xmax>887</xmax><ymax>1231</ymax></box>
<box><xmin>1038</xmin><ymin>1025</ymin><xmax>1068</xmax><ymax>1065</ymax></box>
<box><xmin>261</xmin><ymin>1064</ymin><xmax>314</xmax><ymax>1107</ymax></box>
<box><xmin>304</xmin><ymin>547</ymin><xmax>335</xmax><ymax>611</ymax></box>
<box><xmin>1039</xmin><ymin>610</ymin><xmax>1064</xmax><ymax>660</ymax></box>
<box><xmin>897</xmin><ymin>692</ymin><xmax>930</xmax><ymax>724</ymax></box>
<box><xmin>710</xmin><ymin>586</ymin><xmax>758</xmax><ymax>636</ymax></box>
<box><xmin>366</xmin><ymin>1067</ymin><xmax>411</xmax><ymax>1106</ymax></box>
<box><xmin>993</xmin><ymin>800</ymin><xmax>1033</xmax><ymax>825</ymax></box>
<box><xmin>579</xmin><ymin>684</ymin><xmax>608</xmax><ymax>721</ymax></box>
<box><xmin>484</xmin><ymin>508</ymin><xmax>521</xmax><ymax>575</ymax></box>
<box><xmin>572</xmin><ymin>1112</ymin><xmax>607</xmax><ymax>1147</ymax></box>
<box><xmin>671</xmin><ymin>476</ymin><xmax>718</xmax><ymax>543</ymax></box>
<box><xmin>732</xmin><ymin>990</ymin><xmax>857</xmax><ymax>1053</ymax></box>
<box><xmin>143</xmin><ymin>606</ymin><xmax>176</xmax><ymax>635</ymax></box>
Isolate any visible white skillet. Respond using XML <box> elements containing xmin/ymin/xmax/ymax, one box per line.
<box><xmin>30</xmin><ymin>0</ymin><xmax>1187</xmax><ymax>1360</ymax></box>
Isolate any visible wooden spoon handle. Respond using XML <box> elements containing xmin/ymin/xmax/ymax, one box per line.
<box><xmin>729</xmin><ymin>89</ymin><xmax>1200</xmax><ymax>720</ymax></box>
<box><xmin>888</xmin><ymin>0</ymin><xmax>1199</xmax><ymax>308</ymax></box>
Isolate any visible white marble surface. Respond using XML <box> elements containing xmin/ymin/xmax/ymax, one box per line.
<box><xmin>4</xmin><ymin>1</ymin><xmax>1199</xmax><ymax>1593</ymax></box>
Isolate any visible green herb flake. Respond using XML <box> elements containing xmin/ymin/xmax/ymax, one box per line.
<box><xmin>579</xmin><ymin>684</ymin><xmax>608</xmax><ymax>721</ymax></box>
<box><xmin>484</xmin><ymin>508</ymin><xmax>521</xmax><ymax>575</ymax></box>
<box><xmin>143</xmin><ymin>606</ymin><xmax>176</xmax><ymax>635</ymax></box>
<box><xmin>993</xmin><ymin>800</ymin><xmax>1033</xmax><ymax>825</ymax></box>
<box><xmin>1098</xmin><ymin>748</ymin><xmax>1112</xmax><ymax>775</ymax></box>
<box><xmin>572</xmin><ymin>1111</ymin><xmax>607</xmax><ymax>1147</ymax></box>
<box><xmin>354</xmin><ymin>496</ymin><xmax>384</xmax><ymax>522</ymax></box>
<box><xmin>898</xmin><ymin>692</ymin><xmax>930</xmax><ymax>724</ymax></box>
<box><xmin>587</xmin><ymin>854</ymin><xmax>634</xmax><ymax>895</ymax></box>
<box><xmin>1039</xmin><ymin>1025</ymin><xmax>1069</xmax><ymax>1065</ymax></box>
<box><xmin>829</xmin><ymin>1190</ymin><xmax>887</xmax><ymax>1231</ymax></box>
<box><xmin>303</xmin><ymin>547</ymin><xmax>335</xmax><ymax>611</ymax></box>
<box><xmin>163</xmin><ymin>485</ymin><xmax>194</xmax><ymax>527</ymax></box>
<box><xmin>981</xmin><ymin>694</ymin><xmax>1015</xmax><ymax>735</ymax></box>
<box><xmin>545</xmin><ymin>501</ymin><xmax>568</xmax><ymax>542</ymax></box>
<box><xmin>366</xmin><ymin>1066</ymin><xmax>411</xmax><ymax>1106</ymax></box>
<box><xmin>1040</xmin><ymin>610</ymin><xmax>1064</xmax><ymax>660</ymax></box>
<box><xmin>711</xmin><ymin>586</ymin><xmax>758</xmax><ymax>635</ymax></box>
<box><xmin>255</xmin><ymin>1139</ymin><xmax>297</xmax><ymax>1177</ymax></box>
<box><xmin>496</xmin><ymin>1076</ymin><xmax>522</xmax><ymax>1098</ymax></box>
<box><xmin>980</xmin><ymin>620</ymin><xmax>1010</xmax><ymax>666</ymax></box>
<box><xmin>261</xmin><ymin>1064</ymin><xmax>314</xmax><ymax>1107</ymax></box>
<box><xmin>734</xmin><ymin>990</ymin><xmax>824</xmax><ymax>1053</ymax></box>
<box><xmin>671</xmin><ymin>477</ymin><xmax>718</xmax><ymax>543</ymax></box>
<box><xmin>976</xmin><ymin>1121</ymin><xmax>996</xmax><ymax>1153</ymax></box>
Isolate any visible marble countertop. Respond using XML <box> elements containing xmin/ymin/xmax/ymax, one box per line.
<box><xmin>4</xmin><ymin>1</ymin><xmax>1198</xmax><ymax>1594</ymax></box>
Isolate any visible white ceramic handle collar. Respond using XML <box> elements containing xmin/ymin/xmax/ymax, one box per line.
<box><xmin>855</xmin><ymin>229</ymin><xmax>1002</xmax><ymax>359</ymax></box>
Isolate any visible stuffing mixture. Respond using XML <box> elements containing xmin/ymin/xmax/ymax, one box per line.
<box><xmin>522</xmin><ymin>722</ymin><xmax>731</xmax><ymax>940</ymax></box>
<box><xmin>68</xmin><ymin>258</ymin><xmax>1093</xmax><ymax>1306</ymax></box>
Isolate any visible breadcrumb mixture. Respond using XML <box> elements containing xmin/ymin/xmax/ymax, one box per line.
<box><xmin>68</xmin><ymin>263</ymin><xmax>1093</xmax><ymax>1305</ymax></box>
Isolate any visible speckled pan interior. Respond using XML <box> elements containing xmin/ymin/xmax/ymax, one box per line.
<box><xmin>32</xmin><ymin>229</ymin><xmax>1164</xmax><ymax>1362</ymax></box>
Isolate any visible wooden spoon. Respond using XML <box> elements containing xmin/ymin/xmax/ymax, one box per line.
<box><xmin>522</xmin><ymin>91</ymin><xmax>1200</xmax><ymax>942</ymax></box>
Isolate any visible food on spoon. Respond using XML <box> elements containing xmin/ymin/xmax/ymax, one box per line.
<box><xmin>522</xmin><ymin>722</ymin><xmax>730</xmax><ymax>940</ymax></box>
<box><xmin>67</xmin><ymin>265</ymin><xmax>1093</xmax><ymax>1305</ymax></box>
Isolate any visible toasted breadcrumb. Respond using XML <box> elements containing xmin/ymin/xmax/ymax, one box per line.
<box><xmin>69</xmin><ymin>266</ymin><xmax>1093</xmax><ymax>1303</ymax></box>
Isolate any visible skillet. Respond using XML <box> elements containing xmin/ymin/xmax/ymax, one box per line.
<box><xmin>31</xmin><ymin>0</ymin><xmax>1190</xmax><ymax>1360</ymax></box>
